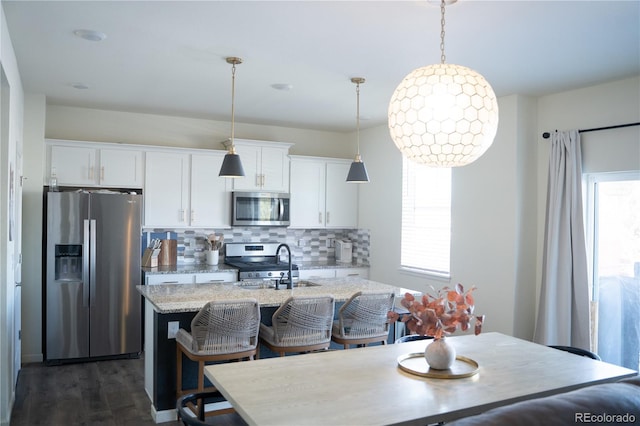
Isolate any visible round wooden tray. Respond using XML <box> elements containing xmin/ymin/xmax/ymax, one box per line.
<box><xmin>397</xmin><ymin>352</ymin><xmax>479</xmax><ymax>379</ymax></box>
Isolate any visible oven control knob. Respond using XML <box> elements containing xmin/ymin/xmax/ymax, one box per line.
<box><xmin>268</xmin><ymin>272</ymin><xmax>273</xmax><ymax>277</ymax></box>
<box><xmin>248</xmin><ymin>272</ymin><xmax>254</xmax><ymax>278</ymax></box>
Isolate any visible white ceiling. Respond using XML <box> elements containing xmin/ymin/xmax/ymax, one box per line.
<box><xmin>3</xmin><ymin>1</ymin><xmax>639</xmax><ymax>132</ymax></box>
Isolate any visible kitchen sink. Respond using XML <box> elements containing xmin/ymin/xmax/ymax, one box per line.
<box><xmin>234</xmin><ymin>280</ymin><xmax>321</xmax><ymax>290</ymax></box>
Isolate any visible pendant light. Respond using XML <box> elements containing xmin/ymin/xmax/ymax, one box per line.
<box><xmin>346</xmin><ymin>77</ymin><xmax>370</xmax><ymax>183</ymax></box>
<box><xmin>219</xmin><ymin>57</ymin><xmax>245</xmax><ymax>178</ymax></box>
<box><xmin>388</xmin><ymin>0</ymin><xmax>499</xmax><ymax>167</ymax></box>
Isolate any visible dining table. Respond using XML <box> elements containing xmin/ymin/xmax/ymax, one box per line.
<box><xmin>204</xmin><ymin>332</ymin><xmax>637</xmax><ymax>426</ymax></box>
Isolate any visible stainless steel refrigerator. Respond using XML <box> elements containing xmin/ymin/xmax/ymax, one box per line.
<box><xmin>44</xmin><ymin>190</ymin><xmax>142</xmax><ymax>362</ymax></box>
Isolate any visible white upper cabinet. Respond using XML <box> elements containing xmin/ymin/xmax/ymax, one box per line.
<box><xmin>144</xmin><ymin>149</ymin><xmax>231</xmax><ymax>228</ymax></box>
<box><xmin>325</xmin><ymin>161</ymin><xmax>358</xmax><ymax>228</ymax></box>
<box><xmin>289</xmin><ymin>156</ymin><xmax>358</xmax><ymax>228</ymax></box>
<box><xmin>190</xmin><ymin>152</ymin><xmax>231</xmax><ymax>228</ymax></box>
<box><xmin>100</xmin><ymin>148</ymin><xmax>143</xmax><ymax>187</ymax></box>
<box><xmin>144</xmin><ymin>151</ymin><xmax>190</xmax><ymax>227</ymax></box>
<box><xmin>225</xmin><ymin>139</ymin><xmax>292</xmax><ymax>192</ymax></box>
<box><xmin>46</xmin><ymin>140</ymin><xmax>143</xmax><ymax>188</ymax></box>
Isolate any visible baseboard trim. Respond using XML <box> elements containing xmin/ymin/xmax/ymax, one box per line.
<box><xmin>151</xmin><ymin>406</ymin><xmax>177</xmax><ymax>424</ymax></box>
<box><xmin>22</xmin><ymin>353</ymin><xmax>43</xmax><ymax>364</ymax></box>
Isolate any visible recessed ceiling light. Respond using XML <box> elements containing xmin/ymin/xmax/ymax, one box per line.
<box><xmin>73</xmin><ymin>29</ymin><xmax>107</xmax><ymax>42</ymax></box>
<box><xmin>271</xmin><ymin>83</ymin><xmax>293</xmax><ymax>91</ymax></box>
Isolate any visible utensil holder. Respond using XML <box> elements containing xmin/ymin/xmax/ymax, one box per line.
<box><xmin>206</xmin><ymin>250</ymin><xmax>219</xmax><ymax>265</ymax></box>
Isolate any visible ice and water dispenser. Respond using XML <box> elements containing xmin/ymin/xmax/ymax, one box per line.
<box><xmin>54</xmin><ymin>244</ymin><xmax>82</xmax><ymax>281</ymax></box>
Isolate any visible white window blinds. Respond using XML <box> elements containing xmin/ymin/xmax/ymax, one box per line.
<box><xmin>401</xmin><ymin>157</ymin><xmax>451</xmax><ymax>275</ymax></box>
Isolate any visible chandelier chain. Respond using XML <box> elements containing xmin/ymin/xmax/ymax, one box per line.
<box><xmin>440</xmin><ymin>0</ymin><xmax>446</xmax><ymax>64</ymax></box>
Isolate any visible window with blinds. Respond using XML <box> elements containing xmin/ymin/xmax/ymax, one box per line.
<box><xmin>401</xmin><ymin>157</ymin><xmax>451</xmax><ymax>275</ymax></box>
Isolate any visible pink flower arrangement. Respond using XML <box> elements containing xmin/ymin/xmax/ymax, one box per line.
<box><xmin>388</xmin><ymin>283</ymin><xmax>484</xmax><ymax>339</ymax></box>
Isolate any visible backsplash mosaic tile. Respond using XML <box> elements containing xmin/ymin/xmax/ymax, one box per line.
<box><xmin>141</xmin><ymin>227</ymin><xmax>370</xmax><ymax>265</ymax></box>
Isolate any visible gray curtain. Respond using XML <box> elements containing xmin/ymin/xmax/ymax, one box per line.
<box><xmin>534</xmin><ymin>130</ymin><xmax>590</xmax><ymax>349</ymax></box>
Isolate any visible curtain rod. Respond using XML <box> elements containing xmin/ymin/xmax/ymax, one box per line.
<box><xmin>542</xmin><ymin>122</ymin><xmax>640</xmax><ymax>139</ymax></box>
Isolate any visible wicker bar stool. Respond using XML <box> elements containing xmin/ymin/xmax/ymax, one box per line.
<box><xmin>259</xmin><ymin>295</ymin><xmax>335</xmax><ymax>356</ymax></box>
<box><xmin>331</xmin><ymin>291</ymin><xmax>396</xmax><ymax>349</ymax></box>
<box><xmin>176</xmin><ymin>298</ymin><xmax>260</xmax><ymax>418</ymax></box>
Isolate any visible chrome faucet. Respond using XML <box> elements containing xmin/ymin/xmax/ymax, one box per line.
<box><xmin>275</xmin><ymin>243</ymin><xmax>293</xmax><ymax>290</ymax></box>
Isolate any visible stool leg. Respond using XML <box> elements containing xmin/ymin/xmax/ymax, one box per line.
<box><xmin>176</xmin><ymin>346</ymin><xmax>183</xmax><ymax>399</ymax></box>
<box><xmin>198</xmin><ymin>360</ymin><xmax>205</xmax><ymax>392</ymax></box>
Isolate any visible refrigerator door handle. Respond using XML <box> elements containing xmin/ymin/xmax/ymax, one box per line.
<box><xmin>83</xmin><ymin>219</ymin><xmax>91</xmax><ymax>308</ymax></box>
<box><xmin>89</xmin><ymin>219</ymin><xmax>97</xmax><ymax>307</ymax></box>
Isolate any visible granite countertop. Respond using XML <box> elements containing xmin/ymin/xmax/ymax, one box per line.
<box><xmin>137</xmin><ymin>277</ymin><xmax>396</xmax><ymax>313</ymax></box>
<box><xmin>141</xmin><ymin>263</ymin><xmax>238</xmax><ymax>275</ymax></box>
<box><xmin>142</xmin><ymin>261</ymin><xmax>369</xmax><ymax>275</ymax></box>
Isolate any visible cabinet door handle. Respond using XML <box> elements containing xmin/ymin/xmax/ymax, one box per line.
<box><xmin>261</xmin><ymin>174</ymin><xmax>266</xmax><ymax>187</ymax></box>
<box><xmin>326</xmin><ymin>211</ymin><xmax>330</xmax><ymax>224</ymax></box>
<box><xmin>191</xmin><ymin>210</ymin><xmax>195</xmax><ymax>223</ymax></box>
<box><xmin>318</xmin><ymin>212</ymin><xmax>322</xmax><ymax>224</ymax></box>
<box><xmin>180</xmin><ymin>209</ymin><xmax>186</xmax><ymax>222</ymax></box>
<box><xmin>100</xmin><ymin>166</ymin><xmax>105</xmax><ymax>182</ymax></box>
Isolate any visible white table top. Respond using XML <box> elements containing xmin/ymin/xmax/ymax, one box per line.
<box><xmin>204</xmin><ymin>332</ymin><xmax>637</xmax><ymax>426</ymax></box>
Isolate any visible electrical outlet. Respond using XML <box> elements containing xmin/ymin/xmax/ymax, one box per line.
<box><xmin>327</xmin><ymin>238</ymin><xmax>334</xmax><ymax>248</ymax></box>
<box><xmin>168</xmin><ymin>321</ymin><xmax>180</xmax><ymax>339</ymax></box>
<box><xmin>298</xmin><ymin>239</ymin><xmax>306</xmax><ymax>247</ymax></box>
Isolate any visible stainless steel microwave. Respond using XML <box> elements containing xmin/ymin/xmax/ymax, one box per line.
<box><xmin>232</xmin><ymin>192</ymin><xmax>290</xmax><ymax>226</ymax></box>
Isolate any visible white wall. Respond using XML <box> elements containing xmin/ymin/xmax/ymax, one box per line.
<box><xmin>0</xmin><ymin>3</ymin><xmax>24</xmax><ymax>424</ymax></box>
<box><xmin>534</xmin><ymin>76</ymin><xmax>640</xmax><ymax>325</ymax></box>
<box><xmin>45</xmin><ymin>104</ymin><xmax>353</xmax><ymax>158</ymax></box>
<box><xmin>20</xmin><ymin>94</ymin><xmax>45</xmax><ymax>364</ymax></box>
<box><xmin>358</xmin><ymin>94</ymin><xmax>539</xmax><ymax>339</ymax></box>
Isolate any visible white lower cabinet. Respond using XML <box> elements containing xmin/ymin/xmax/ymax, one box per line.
<box><xmin>299</xmin><ymin>267</ymin><xmax>369</xmax><ymax>280</ymax></box>
<box><xmin>299</xmin><ymin>269</ymin><xmax>336</xmax><ymax>280</ymax></box>
<box><xmin>146</xmin><ymin>271</ymin><xmax>238</xmax><ymax>285</ymax></box>
<box><xmin>145</xmin><ymin>273</ymin><xmax>194</xmax><ymax>285</ymax></box>
<box><xmin>195</xmin><ymin>271</ymin><xmax>238</xmax><ymax>283</ymax></box>
<box><xmin>335</xmin><ymin>267</ymin><xmax>369</xmax><ymax>279</ymax></box>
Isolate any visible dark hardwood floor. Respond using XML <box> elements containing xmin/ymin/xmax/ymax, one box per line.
<box><xmin>10</xmin><ymin>355</ymin><xmax>246</xmax><ymax>426</ymax></box>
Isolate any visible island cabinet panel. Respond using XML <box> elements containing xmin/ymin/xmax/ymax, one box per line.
<box><xmin>46</xmin><ymin>139</ymin><xmax>143</xmax><ymax>188</ymax></box>
<box><xmin>225</xmin><ymin>139</ymin><xmax>292</xmax><ymax>192</ymax></box>
<box><xmin>289</xmin><ymin>156</ymin><xmax>358</xmax><ymax>228</ymax></box>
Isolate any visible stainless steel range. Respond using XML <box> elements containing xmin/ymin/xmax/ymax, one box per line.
<box><xmin>225</xmin><ymin>242</ymin><xmax>299</xmax><ymax>283</ymax></box>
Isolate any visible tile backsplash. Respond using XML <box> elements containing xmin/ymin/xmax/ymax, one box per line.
<box><xmin>142</xmin><ymin>227</ymin><xmax>370</xmax><ymax>265</ymax></box>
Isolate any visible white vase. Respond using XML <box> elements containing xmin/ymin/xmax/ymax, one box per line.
<box><xmin>206</xmin><ymin>250</ymin><xmax>219</xmax><ymax>265</ymax></box>
<box><xmin>424</xmin><ymin>337</ymin><xmax>456</xmax><ymax>370</ymax></box>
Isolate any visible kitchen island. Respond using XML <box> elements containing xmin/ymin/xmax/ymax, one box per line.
<box><xmin>137</xmin><ymin>277</ymin><xmax>402</xmax><ymax>423</ymax></box>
